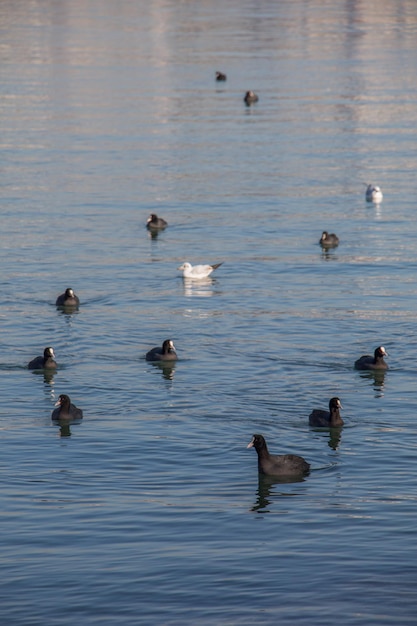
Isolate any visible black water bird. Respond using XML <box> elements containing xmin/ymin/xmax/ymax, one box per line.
<box><xmin>146</xmin><ymin>214</ymin><xmax>168</xmax><ymax>230</ymax></box>
<box><xmin>56</xmin><ymin>287</ymin><xmax>80</xmax><ymax>307</ymax></box>
<box><xmin>28</xmin><ymin>347</ymin><xmax>57</xmax><ymax>370</ymax></box>
<box><xmin>354</xmin><ymin>346</ymin><xmax>388</xmax><ymax>371</ymax></box>
<box><xmin>51</xmin><ymin>394</ymin><xmax>83</xmax><ymax>420</ymax></box>
<box><xmin>145</xmin><ymin>339</ymin><xmax>177</xmax><ymax>362</ymax></box>
<box><xmin>244</xmin><ymin>91</ymin><xmax>259</xmax><ymax>105</ymax></box>
<box><xmin>216</xmin><ymin>71</ymin><xmax>227</xmax><ymax>81</ymax></box>
<box><xmin>309</xmin><ymin>397</ymin><xmax>343</xmax><ymax>427</ymax></box>
<box><xmin>247</xmin><ymin>434</ymin><xmax>310</xmax><ymax>477</ymax></box>
<box><xmin>319</xmin><ymin>231</ymin><xmax>339</xmax><ymax>247</ymax></box>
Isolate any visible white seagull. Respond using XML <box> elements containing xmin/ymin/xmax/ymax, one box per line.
<box><xmin>365</xmin><ymin>184</ymin><xmax>383</xmax><ymax>203</ymax></box>
<box><xmin>178</xmin><ymin>262</ymin><xmax>223</xmax><ymax>279</ymax></box>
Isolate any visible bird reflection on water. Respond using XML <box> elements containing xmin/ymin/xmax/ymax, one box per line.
<box><xmin>31</xmin><ymin>369</ymin><xmax>56</xmax><ymax>385</ymax></box>
<box><xmin>320</xmin><ymin>247</ymin><xmax>339</xmax><ymax>262</ymax></box>
<box><xmin>149</xmin><ymin>360</ymin><xmax>176</xmax><ymax>381</ymax></box>
<box><xmin>309</xmin><ymin>425</ymin><xmax>343</xmax><ymax>451</ymax></box>
<box><xmin>57</xmin><ymin>307</ymin><xmax>80</xmax><ymax>322</ymax></box>
<box><xmin>56</xmin><ymin>421</ymin><xmax>72</xmax><ymax>437</ymax></box>
<box><xmin>359</xmin><ymin>370</ymin><xmax>386</xmax><ymax>398</ymax></box>
<box><xmin>182</xmin><ymin>277</ymin><xmax>216</xmax><ymax>298</ymax></box>
<box><xmin>148</xmin><ymin>228</ymin><xmax>161</xmax><ymax>241</ymax></box>
<box><xmin>250</xmin><ymin>474</ymin><xmax>308</xmax><ymax>513</ymax></box>
<box><xmin>327</xmin><ymin>428</ymin><xmax>343</xmax><ymax>450</ymax></box>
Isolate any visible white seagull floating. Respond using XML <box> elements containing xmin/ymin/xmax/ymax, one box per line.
<box><xmin>178</xmin><ymin>262</ymin><xmax>223</xmax><ymax>279</ymax></box>
<box><xmin>365</xmin><ymin>184</ymin><xmax>383</xmax><ymax>203</ymax></box>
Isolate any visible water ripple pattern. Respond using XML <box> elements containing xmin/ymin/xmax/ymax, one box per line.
<box><xmin>1</xmin><ymin>1</ymin><xmax>417</xmax><ymax>624</ymax></box>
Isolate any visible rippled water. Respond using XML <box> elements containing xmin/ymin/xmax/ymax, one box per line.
<box><xmin>1</xmin><ymin>1</ymin><xmax>417</xmax><ymax>624</ymax></box>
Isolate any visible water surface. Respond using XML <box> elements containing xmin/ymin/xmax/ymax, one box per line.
<box><xmin>1</xmin><ymin>1</ymin><xmax>417</xmax><ymax>624</ymax></box>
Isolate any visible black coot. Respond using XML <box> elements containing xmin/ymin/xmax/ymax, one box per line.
<box><xmin>145</xmin><ymin>339</ymin><xmax>177</xmax><ymax>362</ymax></box>
<box><xmin>355</xmin><ymin>346</ymin><xmax>388</xmax><ymax>370</ymax></box>
<box><xmin>146</xmin><ymin>214</ymin><xmax>168</xmax><ymax>230</ymax></box>
<box><xmin>56</xmin><ymin>287</ymin><xmax>80</xmax><ymax>307</ymax></box>
<box><xmin>51</xmin><ymin>394</ymin><xmax>83</xmax><ymax>420</ymax></box>
<box><xmin>247</xmin><ymin>434</ymin><xmax>310</xmax><ymax>476</ymax></box>
<box><xmin>28</xmin><ymin>347</ymin><xmax>57</xmax><ymax>370</ymax></box>
<box><xmin>244</xmin><ymin>91</ymin><xmax>259</xmax><ymax>105</ymax></box>
<box><xmin>309</xmin><ymin>397</ymin><xmax>343</xmax><ymax>427</ymax></box>
<box><xmin>319</xmin><ymin>231</ymin><xmax>339</xmax><ymax>247</ymax></box>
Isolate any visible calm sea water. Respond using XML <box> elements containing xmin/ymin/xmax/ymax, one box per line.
<box><xmin>1</xmin><ymin>0</ymin><xmax>417</xmax><ymax>624</ymax></box>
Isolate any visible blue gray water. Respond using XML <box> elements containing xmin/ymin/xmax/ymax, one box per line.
<box><xmin>1</xmin><ymin>1</ymin><xmax>417</xmax><ymax>624</ymax></box>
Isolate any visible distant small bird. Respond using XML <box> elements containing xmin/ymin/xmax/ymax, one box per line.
<box><xmin>146</xmin><ymin>339</ymin><xmax>177</xmax><ymax>362</ymax></box>
<box><xmin>51</xmin><ymin>394</ymin><xmax>83</xmax><ymax>420</ymax></box>
<box><xmin>319</xmin><ymin>231</ymin><xmax>339</xmax><ymax>247</ymax></box>
<box><xmin>244</xmin><ymin>91</ymin><xmax>259</xmax><ymax>105</ymax></box>
<box><xmin>146</xmin><ymin>214</ymin><xmax>168</xmax><ymax>230</ymax></box>
<box><xmin>178</xmin><ymin>262</ymin><xmax>223</xmax><ymax>279</ymax></box>
<box><xmin>309</xmin><ymin>397</ymin><xmax>343</xmax><ymax>427</ymax></box>
<box><xmin>215</xmin><ymin>71</ymin><xmax>227</xmax><ymax>81</ymax></box>
<box><xmin>56</xmin><ymin>287</ymin><xmax>80</xmax><ymax>307</ymax></box>
<box><xmin>354</xmin><ymin>346</ymin><xmax>388</xmax><ymax>370</ymax></box>
<box><xmin>247</xmin><ymin>434</ymin><xmax>310</xmax><ymax>477</ymax></box>
<box><xmin>28</xmin><ymin>347</ymin><xmax>57</xmax><ymax>370</ymax></box>
<box><xmin>365</xmin><ymin>184</ymin><xmax>383</xmax><ymax>203</ymax></box>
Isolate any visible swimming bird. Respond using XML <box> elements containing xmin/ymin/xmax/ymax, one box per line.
<box><xmin>28</xmin><ymin>347</ymin><xmax>57</xmax><ymax>370</ymax></box>
<box><xmin>309</xmin><ymin>397</ymin><xmax>343</xmax><ymax>427</ymax></box>
<box><xmin>178</xmin><ymin>262</ymin><xmax>223</xmax><ymax>279</ymax></box>
<box><xmin>216</xmin><ymin>71</ymin><xmax>227</xmax><ymax>81</ymax></box>
<box><xmin>55</xmin><ymin>287</ymin><xmax>80</xmax><ymax>307</ymax></box>
<box><xmin>365</xmin><ymin>184</ymin><xmax>383</xmax><ymax>203</ymax></box>
<box><xmin>51</xmin><ymin>394</ymin><xmax>83</xmax><ymax>420</ymax></box>
<box><xmin>319</xmin><ymin>231</ymin><xmax>339</xmax><ymax>247</ymax></box>
<box><xmin>146</xmin><ymin>339</ymin><xmax>177</xmax><ymax>362</ymax></box>
<box><xmin>146</xmin><ymin>214</ymin><xmax>168</xmax><ymax>230</ymax></box>
<box><xmin>354</xmin><ymin>346</ymin><xmax>388</xmax><ymax>370</ymax></box>
<box><xmin>244</xmin><ymin>90</ymin><xmax>259</xmax><ymax>105</ymax></box>
<box><xmin>247</xmin><ymin>434</ymin><xmax>310</xmax><ymax>477</ymax></box>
